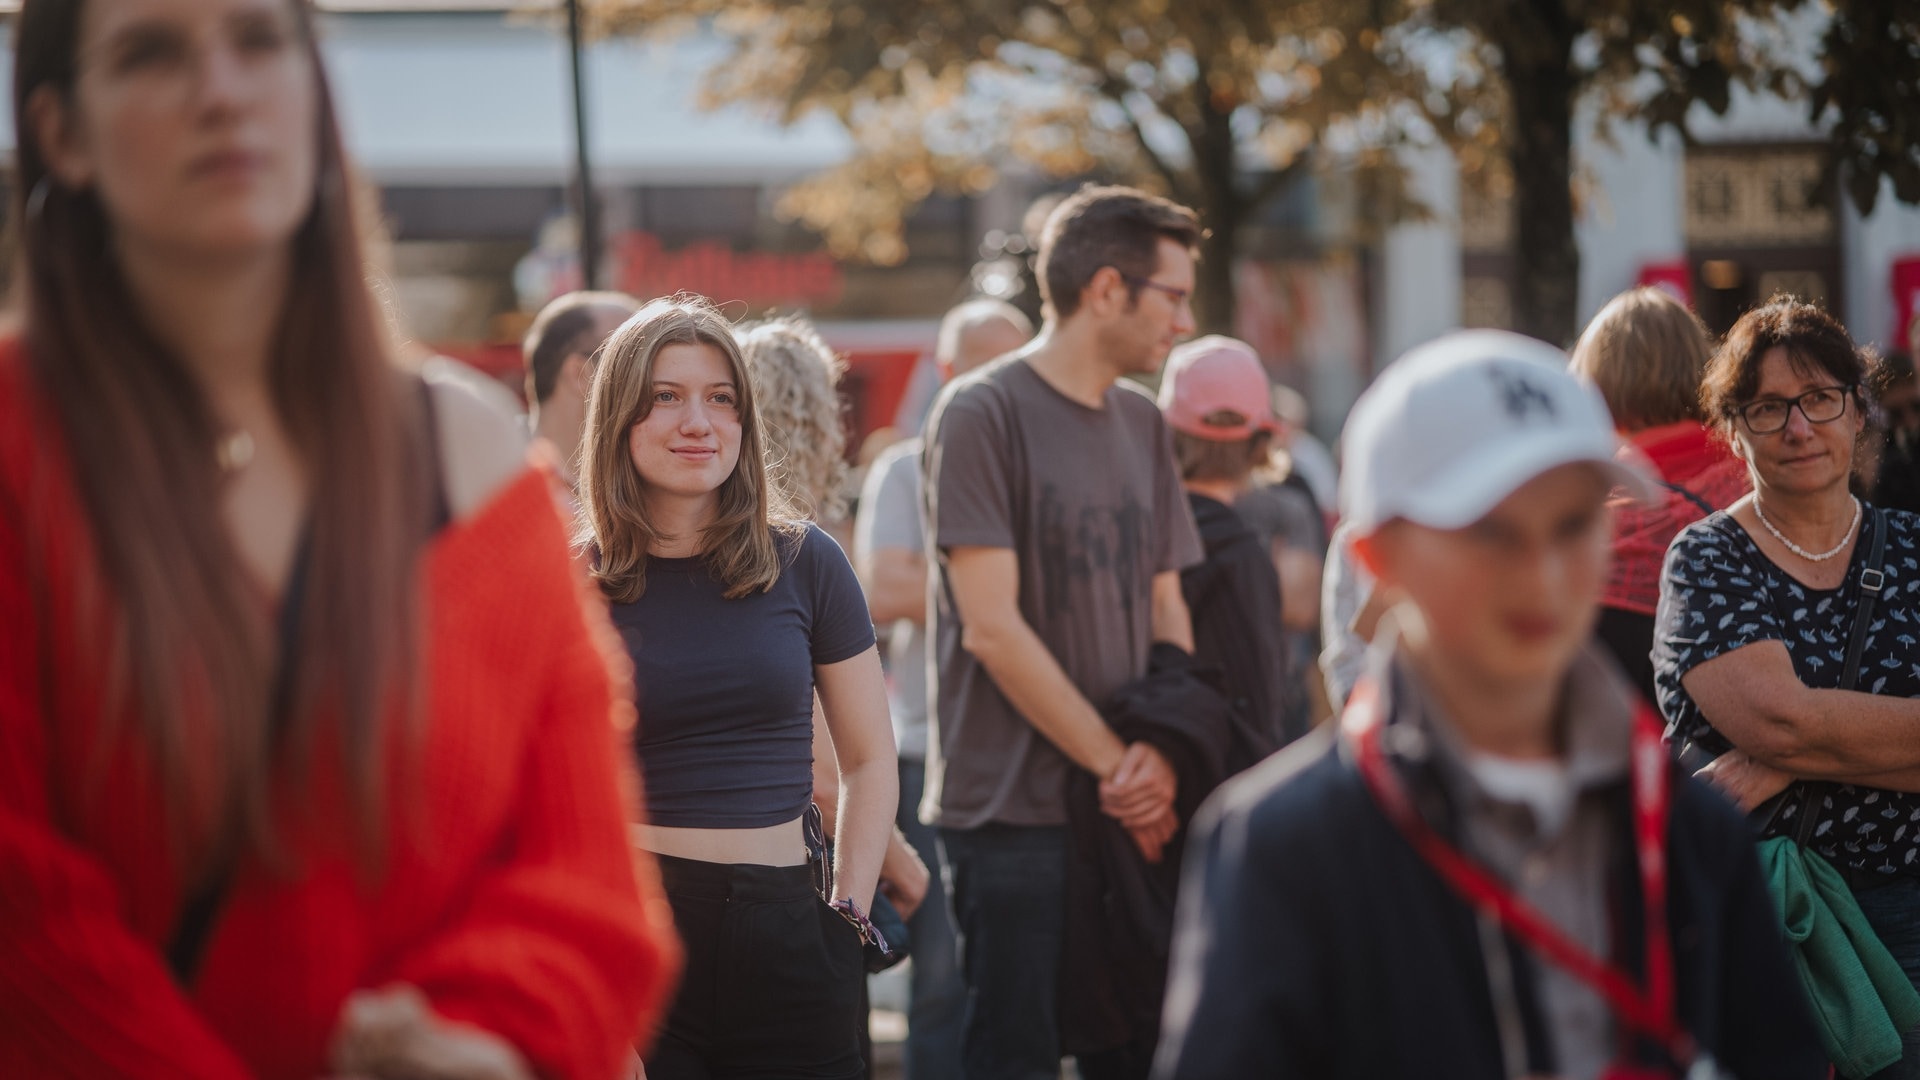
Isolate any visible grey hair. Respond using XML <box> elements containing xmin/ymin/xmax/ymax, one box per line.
<box><xmin>936</xmin><ymin>298</ymin><xmax>1033</xmax><ymax>367</ymax></box>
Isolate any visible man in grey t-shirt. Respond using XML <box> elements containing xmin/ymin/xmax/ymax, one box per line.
<box><xmin>922</xmin><ymin>186</ymin><xmax>1205</xmax><ymax>1079</ymax></box>
<box><xmin>855</xmin><ymin>299</ymin><xmax>1031</xmax><ymax>1080</ymax></box>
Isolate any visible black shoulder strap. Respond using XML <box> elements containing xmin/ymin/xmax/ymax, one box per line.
<box><xmin>418</xmin><ymin>378</ymin><xmax>454</xmax><ymax>534</ymax></box>
<box><xmin>1791</xmin><ymin>507</ymin><xmax>1889</xmax><ymax>847</ymax></box>
<box><xmin>1659</xmin><ymin>479</ymin><xmax>1715</xmax><ymax>517</ymax></box>
<box><xmin>1839</xmin><ymin>508</ymin><xmax>1889</xmax><ymax>691</ymax></box>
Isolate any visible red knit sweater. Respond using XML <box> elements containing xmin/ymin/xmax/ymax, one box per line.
<box><xmin>0</xmin><ymin>343</ymin><xmax>680</xmax><ymax>1079</ymax></box>
<box><xmin>1606</xmin><ymin>420</ymin><xmax>1753</xmax><ymax>616</ymax></box>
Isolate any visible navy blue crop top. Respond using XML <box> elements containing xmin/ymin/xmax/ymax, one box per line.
<box><xmin>611</xmin><ymin>523</ymin><xmax>876</xmax><ymax>828</ymax></box>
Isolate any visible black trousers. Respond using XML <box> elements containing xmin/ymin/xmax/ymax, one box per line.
<box><xmin>645</xmin><ymin>854</ymin><xmax>867</xmax><ymax>1080</ymax></box>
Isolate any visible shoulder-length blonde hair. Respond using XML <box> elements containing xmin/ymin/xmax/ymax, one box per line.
<box><xmin>740</xmin><ymin>316</ymin><xmax>848</xmax><ymax>521</ymax></box>
<box><xmin>580</xmin><ymin>297</ymin><xmax>796</xmax><ymax>603</ymax></box>
<box><xmin>1569</xmin><ymin>287</ymin><xmax>1713</xmax><ymax>431</ymax></box>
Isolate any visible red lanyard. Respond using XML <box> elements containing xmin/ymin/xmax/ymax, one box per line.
<box><xmin>1343</xmin><ymin>680</ymin><xmax>1698</xmax><ymax>1071</ymax></box>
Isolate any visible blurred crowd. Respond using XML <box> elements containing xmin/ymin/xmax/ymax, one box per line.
<box><xmin>5</xmin><ymin>3</ymin><xmax>1920</xmax><ymax>1080</ymax></box>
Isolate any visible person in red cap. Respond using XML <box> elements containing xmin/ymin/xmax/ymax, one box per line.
<box><xmin>1158</xmin><ymin>335</ymin><xmax>1303</xmax><ymax>765</ymax></box>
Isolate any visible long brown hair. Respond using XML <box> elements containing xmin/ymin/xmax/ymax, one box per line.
<box><xmin>12</xmin><ymin>0</ymin><xmax>432</xmax><ymax>881</ymax></box>
<box><xmin>580</xmin><ymin>297</ymin><xmax>796</xmax><ymax>603</ymax></box>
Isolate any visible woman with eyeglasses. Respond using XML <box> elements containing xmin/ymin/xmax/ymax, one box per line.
<box><xmin>1654</xmin><ymin>297</ymin><xmax>1920</xmax><ymax>1075</ymax></box>
<box><xmin>0</xmin><ymin>0</ymin><xmax>676</xmax><ymax>1076</ymax></box>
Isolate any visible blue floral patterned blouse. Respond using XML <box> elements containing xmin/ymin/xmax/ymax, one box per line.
<box><xmin>1654</xmin><ymin>506</ymin><xmax>1920</xmax><ymax>878</ymax></box>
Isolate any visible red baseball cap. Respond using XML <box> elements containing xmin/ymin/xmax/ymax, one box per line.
<box><xmin>1157</xmin><ymin>335</ymin><xmax>1277</xmax><ymax>441</ymax></box>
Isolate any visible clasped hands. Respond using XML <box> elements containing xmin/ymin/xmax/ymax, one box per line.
<box><xmin>1101</xmin><ymin>741</ymin><xmax>1179</xmax><ymax>864</ymax></box>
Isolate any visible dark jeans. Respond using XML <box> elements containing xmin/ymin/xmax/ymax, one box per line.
<box><xmin>645</xmin><ymin>854</ymin><xmax>867</xmax><ymax>1080</ymax></box>
<box><xmin>900</xmin><ymin>760</ymin><xmax>964</xmax><ymax>1080</ymax></box>
<box><xmin>939</xmin><ymin>824</ymin><xmax>1068</xmax><ymax>1080</ymax></box>
<box><xmin>1857</xmin><ymin>875</ymin><xmax>1920</xmax><ymax>1080</ymax></box>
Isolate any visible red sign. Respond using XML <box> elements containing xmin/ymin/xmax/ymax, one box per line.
<box><xmin>1892</xmin><ymin>256</ymin><xmax>1920</xmax><ymax>353</ymax></box>
<box><xmin>837</xmin><ymin>349</ymin><xmax>921</xmax><ymax>448</ymax></box>
<box><xmin>611</xmin><ymin>231</ymin><xmax>844</xmax><ymax>309</ymax></box>
<box><xmin>1636</xmin><ymin>260</ymin><xmax>1693</xmax><ymax>308</ymax></box>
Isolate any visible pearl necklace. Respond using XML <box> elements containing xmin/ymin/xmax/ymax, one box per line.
<box><xmin>1754</xmin><ymin>494</ymin><xmax>1860</xmax><ymax>562</ymax></box>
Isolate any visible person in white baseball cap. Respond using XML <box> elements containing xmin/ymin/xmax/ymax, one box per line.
<box><xmin>1155</xmin><ymin>331</ymin><xmax>1821</xmax><ymax>1080</ymax></box>
<box><xmin>1316</xmin><ymin>329</ymin><xmax>1656</xmax><ymax>710</ymax></box>
<box><xmin>1339</xmin><ymin>329</ymin><xmax>1657</xmax><ymax>534</ymax></box>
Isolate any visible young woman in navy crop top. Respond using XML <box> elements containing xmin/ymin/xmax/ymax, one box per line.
<box><xmin>579</xmin><ymin>298</ymin><xmax>897</xmax><ymax>1079</ymax></box>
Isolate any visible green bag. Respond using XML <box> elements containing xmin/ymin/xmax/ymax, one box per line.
<box><xmin>1760</xmin><ymin>837</ymin><xmax>1920</xmax><ymax>1079</ymax></box>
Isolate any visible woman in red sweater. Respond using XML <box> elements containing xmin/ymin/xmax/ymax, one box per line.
<box><xmin>0</xmin><ymin>0</ymin><xmax>677</xmax><ymax>1076</ymax></box>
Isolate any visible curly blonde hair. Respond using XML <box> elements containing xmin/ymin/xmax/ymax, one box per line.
<box><xmin>740</xmin><ymin>316</ymin><xmax>849</xmax><ymax>521</ymax></box>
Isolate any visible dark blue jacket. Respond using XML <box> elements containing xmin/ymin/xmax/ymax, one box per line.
<box><xmin>1154</xmin><ymin>724</ymin><xmax>1825</xmax><ymax>1079</ymax></box>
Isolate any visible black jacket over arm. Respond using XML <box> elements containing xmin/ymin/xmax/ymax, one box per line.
<box><xmin>1060</xmin><ymin>646</ymin><xmax>1236</xmax><ymax>1057</ymax></box>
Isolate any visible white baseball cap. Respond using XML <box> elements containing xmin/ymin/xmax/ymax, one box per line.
<box><xmin>1339</xmin><ymin>330</ymin><xmax>1657</xmax><ymax>534</ymax></box>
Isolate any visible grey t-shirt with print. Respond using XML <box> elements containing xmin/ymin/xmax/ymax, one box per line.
<box><xmin>921</xmin><ymin>357</ymin><xmax>1203</xmax><ymax>829</ymax></box>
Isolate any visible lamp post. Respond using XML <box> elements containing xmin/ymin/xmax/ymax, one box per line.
<box><xmin>565</xmin><ymin>0</ymin><xmax>599</xmax><ymax>288</ymax></box>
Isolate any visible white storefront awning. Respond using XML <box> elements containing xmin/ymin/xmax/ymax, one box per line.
<box><xmin>0</xmin><ymin>8</ymin><xmax>853</xmax><ymax>186</ymax></box>
<box><xmin>323</xmin><ymin>13</ymin><xmax>852</xmax><ymax>184</ymax></box>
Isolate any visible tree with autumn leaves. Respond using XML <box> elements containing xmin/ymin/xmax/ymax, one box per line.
<box><xmin>595</xmin><ymin>0</ymin><xmax>1919</xmax><ymax>345</ymax></box>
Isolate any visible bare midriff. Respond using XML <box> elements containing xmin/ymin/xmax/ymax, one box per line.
<box><xmin>633</xmin><ymin>815</ymin><xmax>809</xmax><ymax>867</ymax></box>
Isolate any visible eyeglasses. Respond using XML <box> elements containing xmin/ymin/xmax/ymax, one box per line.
<box><xmin>1121</xmin><ymin>275</ymin><xmax>1192</xmax><ymax>306</ymax></box>
<box><xmin>1735</xmin><ymin>384</ymin><xmax>1854</xmax><ymax>434</ymax></box>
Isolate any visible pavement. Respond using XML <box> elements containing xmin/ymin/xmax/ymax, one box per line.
<box><xmin>870</xmin><ymin>1008</ymin><xmax>906</xmax><ymax>1079</ymax></box>
<box><xmin>866</xmin><ymin>966</ymin><xmax>1084</xmax><ymax>1079</ymax></box>
<box><xmin>869</xmin><ymin>964</ymin><xmax>909</xmax><ymax>1079</ymax></box>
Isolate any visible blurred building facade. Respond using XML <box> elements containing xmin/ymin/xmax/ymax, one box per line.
<box><xmin>0</xmin><ymin>3</ymin><xmax>1915</xmax><ymax>442</ymax></box>
<box><xmin>1382</xmin><ymin>76</ymin><xmax>1920</xmax><ymax>370</ymax></box>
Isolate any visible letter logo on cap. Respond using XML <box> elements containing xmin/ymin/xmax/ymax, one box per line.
<box><xmin>1490</xmin><ymin>366</ymin><xmax>1558</xmax><ymax>423</ymax></box>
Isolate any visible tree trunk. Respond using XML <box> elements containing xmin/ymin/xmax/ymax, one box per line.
<box><xmin>1194</xmin><ymin>215</ymin><xmax>1240</xmax><ymax>335</ymax></box>
<box><xmin>1503</xmin><ymin>34</ymin><xmax>1581</xmax><ymax>346</ymax></box>
<box><xmin>1189</xmin><ymin>92</ymin><xmax>1243</xmax><ymax>335</ymax></box>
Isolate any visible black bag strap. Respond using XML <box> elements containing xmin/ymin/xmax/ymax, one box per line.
<box><xmin>1839</xmin><ymin>507</ymin><xmax>1888</xmax><ymax>692</ymax></box>
<box><xmin>1789</xmin><ymin>507</ymin><xmax>1888</xmax><ymax>848</ymax></box>
<box><xmin>1659</xmin><ymin>479</ymin><xmax>1715</xmax><ymax>517</ymax></box>
<box><xmin>166</xmin><ymin>381</ymin><xmax>452</xmax><ymax>985</ymax></box>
